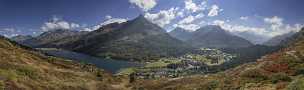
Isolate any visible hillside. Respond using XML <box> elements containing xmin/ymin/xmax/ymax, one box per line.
<box><xmin>0</xmin><ymin>36</ymin><xmax>121</xmax><ymax>90</ymax></box>
<box><xmin>187</xmin><ymin>25</ymin><xmax>253</xmax><ymax>49</ymax></box>
<box><xmin>263</xmin><ymin>32</ymin><xmax>296</xmax><ymax>46</ymax></box>
<box><xmin>169</xmin><ymin>27</ymin><xmax>193</xmax><ymax>41</ymax></box>
<box><xmin>19</xmin><ymin>29</ymin><xmax>88</xmax><ymax>47</ymax></box>
<box><xmin>131</xmin><ymin>28</ymin><xmax>304</xmax><ymax>90</ymax></box>
<box><xmin>11</xmin><ymin>35</ymin><xmax>33</xmax><ymax>42</ymax></box>
<box><xmin>58</xmin><ymin>15</ymin><xmax>193</xmax><ymax>62</ymax></box>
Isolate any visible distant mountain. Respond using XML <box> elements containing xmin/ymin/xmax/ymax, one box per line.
<box><xmin>234</xmin><ymin>31</ymin><xmax>269</xmax><ymax>44</ymax></box>
<box><xmin>0</xmin><ymin>36</ymin><xmax>117</xmax><ymax>90</ymax></box>
<box><xmin>187</xmin><ymin>25</ymin><xmax>253</xmax><ymax>48</ymax></box>
<box><xmin>11</xmin><ymin>35</ymin><xmax>33</xmax><ymax>42</ymax></box>
<box><xmin>20</xmin><ymin>29</ymin><xmax>89</xmax><ymax>47</ymax></box>
<box><xmin>169</xmin><ymin>27</ymin><xmax>193</xmax><ymax>41</ymax></box>
<box><xmin>263</xmin><ymin>31</ymin><xmax>296</xmax><ymax>46</ymax></box>
<box><xmin>58</xmin><ymin>15</ymin><xmax>192</xmax><ymax>61</ymax></box>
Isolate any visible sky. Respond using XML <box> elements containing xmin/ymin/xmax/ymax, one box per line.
<box><xmin>1</xmin><ymin>0</ymin><xmax>304</xmax><ymax>44</ymax></box>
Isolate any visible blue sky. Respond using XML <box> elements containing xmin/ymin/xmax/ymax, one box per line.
<box><xmin>1</xmin><ymin>0</ymin><xmax>304</xmax><ymax>43</ymax></box>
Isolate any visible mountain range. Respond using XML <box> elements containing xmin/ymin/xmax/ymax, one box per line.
<box><xmin>13</xmin><ymin>15</ymin><xmax>193</xmax><ymax>62</ymax></box>
<box><xmin>263</xmin><ymin>31</ymin><xmax>296</xmax><ymax>46</ymax></box>
<box><xmin>13</xmin><ymin>15</ymin><xmax>295</xmax><ymax>63</ymax></box>
<box><xmin>170</xmin><ymin>25</ymin><xmax>253</xmax><ymax>48</ymax></box>
<box><xmin>168</xmin><ymin>27</ymin><xmax>193</xmax><ymax>41</ymax></box>
<box><xmin>15</xmin><ymin>29</ymin><xmax>89</xmax><ymax>47</ymax></box>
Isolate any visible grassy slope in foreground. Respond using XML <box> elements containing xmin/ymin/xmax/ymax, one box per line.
<box><xmin>0</xmin><ymin>36</ymin><xmax>122</xmax><ymax>90</ymax></box>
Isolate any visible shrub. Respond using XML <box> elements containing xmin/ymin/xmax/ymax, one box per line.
<box><xmin>0</xmin><ymin>81</ymin><xmax>4</xmax><ymax>90</ymax></box>
<box><xmin>270</xmin><ymin>73</ymin><xmax>292</xmax><ymax>83</ymax></box>
<box><xmin>295</xmin><ymin>69</ymin><xmax>304</xmax><ymax>75</ymax></box>
<box><xmin>198</xmin><ymin>80</ymin><xmax>219</xmax><ymax>90</ymax></box>
<box><xmin>240</xmin><ymin>68</ymin><xmax>268</xmax><ymax>83</ymax></box>
<box><xmin>16</xmin><ymin>66</ymin><xmax>39</xmax><ymax>80</ymax></box>
<box><xmin>287</xmin><ymin>77</ymin><xmax>304</xmax><ymax>90</ymax></box>
<box><xmin>0</xmin><ymin>69</ymin><xmax>18</xmax><ymax>81</ymax></box>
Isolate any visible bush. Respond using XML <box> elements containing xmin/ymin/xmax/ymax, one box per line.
<box><xmin>198</xmin><ymin>80</ymin><xmax>219</xmax><ymax>90</ymax></box>
<box><xmin>287</xmin><ymin>77</ymin><xmax>304</xmax><ymax>90</ymax></box>
<box><xmin>270</xmin><ymin>73</ymin><xmax>292</xmax><ymax>83</ymax></box>
<box><xmin>16</xmin><ymin>66</ymin><xmax>39</xmax><ymax>80</ymax></box>
<box><xmin>0</xmin><ymin>69</ymin><xmax>18</xmax><ymax>81</ymax></box>
<box><xmin>0</xmin><ymin>81</ymin><xmax>4</xmax><ymax>90</ymax></box>
<box><xmin>240</xmin><ymin>69</ymin><xmax>268</xmax><ymax>83</ymax></box>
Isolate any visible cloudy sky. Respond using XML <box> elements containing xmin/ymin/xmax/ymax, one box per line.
<box><xmin>1</xmin><ymin>0</ymin><xmax>304</xmax><ymax>43</ymax></box>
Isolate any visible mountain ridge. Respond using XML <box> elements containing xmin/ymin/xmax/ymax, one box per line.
<box><xmin>187</xmin><ymin>25</ymin><xmax>253</xmax><ymax>48</ymax></box>
<box><xmin>49</xmin><ymin>15</ymin><xmax>193</xmax><ymax>62</ymax></box>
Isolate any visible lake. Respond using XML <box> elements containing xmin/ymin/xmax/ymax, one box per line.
<box><xmin>38</xmin><ymin>48</ymin><xmax>143</xmax><ymax>74</ymax></box>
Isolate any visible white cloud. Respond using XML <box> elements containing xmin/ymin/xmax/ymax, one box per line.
<box><xmin>145</xmin><ymin>7</ymin><xmax>179</xmax><ymax>27</ymax></box>
<box><xmin>0</xmin><ymin>28</ymin><xmax>19</xmax><ymax>37</ymax></box>
<box><xmin>105</xmin><ymin>15</ymin><xmax>112</xmax><ymax>19</ymax></box>
<box><xmin>264</xmin><ymin>16</ymin><xmax>284</xmax><ymax>30</ymax></box>
<box><xmin>208</xmin><ymin>5</ymin><xmax>222</xmax><ymax>17</ymax></box>
<box><xmin>212</xmin><ymin>20</ymin><xmax>225</xmax><ymax>26</ymax></box>
<box><xmin>174</xmin><ymin>15</ymin><xmax>201</xmax><ymax>31</ymax></box>
<box><xmin>212</xmin><ymin>20</ymin><xmax>269</xmax><ymax>37</ymax></box>
<box><xmin>211</xmin><ymin>18</ymin><xmax>304</xmax><ymax>44</ymax></box>
<box><xmin>185</xmin><ymin>0</ymin><xmax>199</xmax><ymax>12</ymax></box>
<box><xmin>81</xmin><ymin>16</ymin><xmax>127</xmax><ymax>31</ymax></box>
<box><xmin>262</xmin><ymin>16</ymin><xmax>304</xmax><ymax>37</ymax></box>
<box><xmin>178</xmin><ymin>15</ymin><xmax>195</xmax><ymax>24</ymax></box>
<box><xmin>240</xmin><ymin>16</ymin><xmax>249</xmax><ymax>20</ymax></box>
<box><xmin>184</xmin><ymin>0</ymin><xmax>207</xmax><ymax>13</ymax></box>
<box><xmin>95</xmin><ymin>18</ymin><xmax>127</xmax><ymax>30</ymax></box>
<box><xmin>195</xmin><ymin>13</ymin><xmax>205</xmax><ymax>19</ymax></box>
<box><xmin>177</xmin><ymin>10</ymin><xmax>185</xmax><ymax>18</ymax></box>
<box><xmin>174</xmin><ymin>23</ymin><xmax>200</xmax><ymax>31</ymax></box>
<box><xmin>41</xmin><ymin>17</ymin><xmax>80</xmax><ymax>31</ymax></box>
<box><xmin>129</xmin><ymin>0</ymin><xmax>157</xmax><ymax>12</ymax></box>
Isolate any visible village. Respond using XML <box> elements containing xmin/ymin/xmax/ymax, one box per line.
<box><xmin>118</xmin><ymin>48</ymin><xmax>237</xmax><ymax>79</ymax></box>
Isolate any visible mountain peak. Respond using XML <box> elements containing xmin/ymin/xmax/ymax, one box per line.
<box><xmin>172</xmin><ymin>27</ymin><xmax>189</xmax><ymax>32</ymax></box>
<box><xmin>169</xmin><ymin>28</ymin><xmax>193</xmax><ymax>41</ymax></box>
<box><xmin>204</xmin><ymin>25</ymin><xmax>222</xmax><ymax>29</ymax></box>
<box><xmin>189</xmin><ymin>25</ymin><xmax>253</xmax><ymax>48</ymax></box>
<box><xmin>195</xmin><ymin>25</ymin><xmax>227</xmax><ymax>35</ymax></box>
<box><xmin>133</xmin><ymin>14</ymin><xmax>150</xmax><ymax>23</ymax></box>
<box><xmin>11</xmin><ymin>35</ymin><xmax>33</xmax><ymax>42</ymax></box>
<box><xmin>201</xmin><ymin>25</ymin><xmax>224</xmax><ymax>32</ymax></box>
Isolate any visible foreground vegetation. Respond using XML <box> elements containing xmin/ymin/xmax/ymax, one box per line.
<box><xmin>0</xmin><ymin>36</ymin><xmax>123</xmax><ymax>90</ymax></box>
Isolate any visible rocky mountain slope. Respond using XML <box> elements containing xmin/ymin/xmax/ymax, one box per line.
<box><xmin>187</xmin><ymin>25</ymin><xmax>253</xmax><ymax>48</ymax></box>
<box><xmin>17</xmin><ymin>29</ymin><xmax>89</xmax><ymax>47</ymax></box>
<box><xmin>56</xmin><ymin>15</ymin><xmax>193</xmax><ymax>62</ymax></box>
<box><xmin>169</xmin><ymin>27</ymin><xmax>193</xmax><ymax>41</ymax></box>
<box><xmin>263</xmin><ymin>32</ymin><xmax>296</xmax><ymax>46</ymax></box>
<box><xmin>11</xmin><ymin>35</ymin><xmax>33</xmax><ymax>42</ymax></box>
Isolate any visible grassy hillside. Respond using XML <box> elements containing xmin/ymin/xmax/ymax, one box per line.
<box><xmin>0</xmin><ymin>36</ymin><xmax>121</xmax><ymax>90</ymax></box>
<box><xmin>130</xmin><ymin>29</ymin><xmax>304</xmax><ymax>90</ymax></box>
